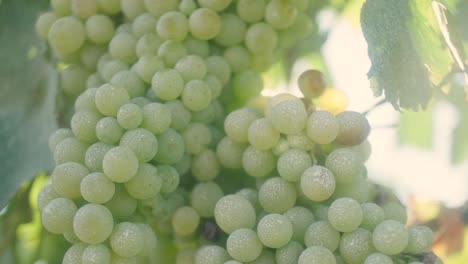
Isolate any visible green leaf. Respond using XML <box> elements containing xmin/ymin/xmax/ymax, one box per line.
<box><xmin>361</xmin><ymin>0</ymin><xmax>463</xmax><ymax>110</ymax></box>
<box><xmin>397</xmin><ymin>108</ymin><xmax>433</xmax><ymax>149</ymax></box>
<box><xmin>0</xmin><ymin>0</ymin><xmax>57</xmax><ymax>208</ymax></box>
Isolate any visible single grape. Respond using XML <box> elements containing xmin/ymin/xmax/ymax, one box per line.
<box><xmin>328</xmin><ymin>197</ymin><xmax>363</xmax><ymax>232</ymax></box>
<box><xmin>277</xmin><ymin>149</ymin><xmax>312</xmax><ymax>182</ymax></box>
<box><xmin>364</xmin><ymin>253</ymin><xmax>393</xmax><ymax>264</ymax></box>
<box><xmin>190</xmin><ymin>182</ymin><xmax>224</xmax><ymax>218</ymax></box>
<box><xmin>248</xmin><ymin>118</ymin><xmax>280</xmax><ymax>150</ymax></box>
<box><xmin>214</xmin><ymin>194</ymin><xmax>256</xmax><ymax>234</ymax></box>
<box><xmin>73</xmin><ymin>204</ymin><xmax>114</xmax><ymax>244</ymax></box>
<box><xmin>82</xmin><ymin>244</ymin><xmax>111</xmax><ymax>264</ymax></box>
<box><xmin>48</xmin><ymin>16</ymin><xmax>85</xmax><ymax>54</ymax></box>
<box><xmin>157</xmin><ymin>11</ymin><xmax>189</xmax><ymax>41</ymax></box>
<box><xmin>110</xmin><ymin>222</ymin><xmax>144</xmax><ymax>258</ymax></box>
<box><xmin>298</xmin><ymin>246</ymin><xmax>336</xmax><ymax>264</ymax></box>
<box><xmin>339</xmin><ymin>228</ymin><xmax>375</xmax><ymax>264</ymax></box>
<box><xmin>216</xmin><ymin>137</ymin><xmax>247</xmax><ymax>169</ymax></box>
<box><xmin>189</xmin><ymin>8</ymin><xmax>221</xmax><ymax>40</ymax></box>
<box><xmin>151</xmin><ymin>69</ymin><xmax>184</xmax><ymax>101</ymax></box>
<box><xmin>41</xmin><ymin>198</ymin><xmax>77</xmax><ymax>234</ymax></box>
<box><xmin>102</xmin><ymin>146</ymin><xmax>139</xmax><ymax>183</ymax></box>
<box><xmin>172</xmin><ymin>206</ymin><xmax>200</xmax><ymax>236</ymax></box>
<box><xmin>300</xmin><ymin>165</ymin><xmax>336</xmax><ymax>202</ymax></box>
<box><xmin>195</xmin><ymin>245</ymin><xmax>230</xmax><ymax>264</ymax></box>
<box><xmin>242</xmin><ymin>146</ymin><xmax>276</xmax><ymax>178</ymax></box>
<box><xmin>335</xmin><ymin>111</ymin><xmax>371</xmax><ymax>146</ymax></box>
<box><xmin>227</xmin><ymin>228</ymin><xmax>263</xmax><ymax>262</ymax></box>
<box><xmin>80</xmin><ymin>172</ymin><xmax>115</xmax><ymax>204</ymax></box>
<box><xmin>258</xmin><ymin>177</ymin><xmax>296</xmax><ymax>213</ymax></box>
<box><xmin>325</xmin><ymin>148</ymin><xmax>363</xmax><ymax>183</ymax></box>
<box><xmin>284</xmin><ymin>206</ymin><xmax>315</xmax><ymax>242</ymax></box>
<box><xmin>276</xmin><ymin>241</ymin><xmax>304</xmax><ymax>264</ymax></box>
<box><xmin>372</xmin><ymin>220</ymin><xmax>409</xmax><ymax>255</ymax></box>
<box><xmin>405</xmin><ymin>225</ymin><xmax>434</xmax><ymax>254</ymax></box>
<box><xmin>86</xmin><ymin>15</ymin><xmax>114</xmax><ymax>44</ymax></box>
<box><xmin>306</xmin><ymin>110</ymin><xmax>339</xmax><ymax>144</ymax></box>
<box><xmin>298</xmin><ymin>69</ymin><xmax>327</xmax><ymax>99</ymax></box>
<box><xmin>119</xmin><ymin>128</ymin><xmax>158</xmax><ymax>163</ymax></box>
<box><xmin>124</xmin><ymin>163</ymin><xmax>162</xmax><ymax>200</ymax></box>
<box><xmin>52</xmin><ymin>162</ymin><xmax>89</xmax><ymax>199</ymax></box>
<box><xmin>304</xmin><ymin>220</ymin><xmax>341</xmax><ymax>251</ymax></box>
<box><xmin>63</xmin><ymin>243</ymin><xmax>87</xmax><ymax>264</ymax></box>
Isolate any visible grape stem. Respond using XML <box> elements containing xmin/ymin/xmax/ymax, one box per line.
<box><xmin>362</xmin><ymin>98</ymin><xmax>388</xmax><ymax>116</ymax></box>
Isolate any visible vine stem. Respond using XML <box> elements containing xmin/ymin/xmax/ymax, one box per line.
<box><xmin>362</xmin><ymin>98</ymin><xmax>388</xmax><ymax>116</ymax></box>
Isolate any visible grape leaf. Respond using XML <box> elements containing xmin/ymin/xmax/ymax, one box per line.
<box><xmin>0</xmin><ymin>0</ymin><xmax>57</xmax><ymax>208</ymax></box>
<box><xmin>361</xmin><ymin>0</ymin><xmax>462</xmax><ymax>110</ymax></box>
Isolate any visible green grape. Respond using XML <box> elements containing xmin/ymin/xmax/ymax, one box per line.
<box><xmin>190</xmin><ymin>182</ymin><xmax>223</xmax><ymax>218</ymax></box>
<box><xmin>277</xmin><ymin>149</ymin><xmax>312</xmax><ymax>182</ymax></box>
<box><xmin>214</xmin><ymin>14</ymin><xmax>246</xmax><ymax>47</ymax></box>
<box><xmin>405</xmin><ymin>225</ymin><xmax>434</xmax><ymax>254</ymax></box>
<box><xmin>116</xmin><ymin>104</ymin><xmax>143</xmax><ymax>130</ymax></box>
<box><xmin>121</xmin><ymin>0</ymin><xmax>145</xmax><ymax>20</ymax></box>
<box><xmin>312</xmin><ymin>205</ymin><xmax>329</xmax><ymax>221</ymax></box>
<box><xmin>179</xmin><ymin>0</ymin><xmax>197</xmax><ymax>15</ymax></box>
<box><xmin>157</xmin><ymin>11</ymin><xmax>189</xmax><ymax>41</ymax></box>
<box><xmin>258</xmin><ymin>177</ymin><xmax>296</xmax><ymax>213</ymax></box>
<box><xmin>82</xmin><ymin>244</ymin><xmax>111</xmax><ymax>264</ymax></box>
<box><xmin>195</xmin><ymin>245</ymin><xmax>230</xmax><ymax>264</ymax></box>
<box><xmin>232</xmin><ymin>71</ymin><xmax>263</xmax><ymax>102</ymax></box>
<box><xmin>110</xmin><ymin>70</ymin><xmax>146</xmax><ymax>98</ymax></box>
<box><xmin>328</xmin><ymin>197</ymin><xmax>362</xmax><ymax>232</ymax></box>
<box><xmin>224</xmin><ymin>108</ymin><xmax>259</xmax><ymax>143</ymax></box>
<box><xmin>242</xmin><ymin>146</ymin><xmax>276</xmax><ymax>178</ymax></box>
<box><xmin>109</xmin><ymin>33</ymin><xmax>137</xmax><ymax>64</ymax></box>
<box><xmin>331</xmin><ymin>175</ymin><xmax>369</xmax><ymax>203</ymax></box>
<box><xmin>245</xmin><ymin>23</ymin><xmax>277</xmax><ymax>55</ymax></box>
<box><xmin>182</xmin><ymin>122</ymin><xmax>212</xmax><ymax>154</ymax></box>
<box><xmin>110</xmin><ymin>222</ymin><xmax>144</xmax><ymax>258</ymax></box>
<box><xmin>141</xmin><ymin>102</ymin><xmax>172</xmax><ymax>135</ymax></box>
<box><xmin>110</xmin><ymin>253</ymin><xmax>136</xmax><ymax>264</ymax></box>
<box><xmin>153</xmin><ymin>128</ymin><xmax>185</xmax><ymax>164</ymax></box>
<box><xmin>257</xmin><ymin>213</ymin><xmax>293</xmax><ymax>248</ymax></box>
<box><xmin>36</xmin><ymin>12</ymin><xmax>58</xmax><ymax>39</ymax></box>
<box><xmin>216</xmin><ymin>137</ymin><xmax>247</xmax><ymax>169</ymax></box>
<box><xmin>165</xmin><ymin>100</ymin><xmax>192</xmax><ymax>130</ymax></box>
<box><xmin>81</xmin><ymin>44</ymin><xmax>106</xmax><ymax>71</ymax></box>
<box><xmin>381</xmin><ymin>201</ymin><xmax>408</xmax><ymax>224</ymax></box>
<box><xmin>102</xmin><ymin>146</ymin><xmax>139</xmax><ymax>183</ymax></box>
<box><xmin>63</xmin><ymin>243</ymin><xmax>87</xmax><ymax>264</ymax></box>
<box><xmin>71</xmin><ymin>111</ymin><xmax>100</xmax><ymax>143</ymax></box>
<box><xmin>236</xmin><ymin>188</ymin><xmax>260</xmax><ymax>211</ymax></box>
<box><xmin>300</xmin><ymin>165</ymin><xmax>336</xmax><ymax>202</ymax></box>
<box><xmin>131</xmin><ymin>97</ymin><xmax>151</xmax><ymax>107</ymax></box>
<box><xmin>136</xmin><ymin>223</ymin><xmax>158</xmax><ymax>257</ymax></box>
<box><xmin>264</xmin><ymin>93</ymin><xmax>297</xmax><ymax>119</ymax></box>
<box><xmin>130</xmin><ymin>13</ymin><xmax>156</xmax><ymax>38</ymax></box>
<box><xmin>144</xmin><ymin>0</ymin><xmax>178</xmax><ymax>18</ymax></box>
<box><xmin>105</xmin><ymin>187</ymin><xmax>137</xmax><ymax>219</ymax></box>
<box><xmin>71</xmin><ymin>0</ymin><xmax>98</xmax><ymax>19</ymax></box>
<box><xmin>49</xmin><ymin>128</ymin><xmax>73</xmax><ymax>153</ymax></box>
<box><xmin>156</xmin><ymin>165</ymin><xmax>180</xmax><ymax>194</ymax></box>
<box><xmin>304</xmin><ymin>220</ymin><xmax>340</xmax><ymax>251</ymax></box>
<box><xmin>41</xmin><ymin>198</ymin><xmax>77</xmax><ymax>234</ymax></box>
<box><xmin>306</xmin><ymin>111</ymin><xmax>339</xmax><ymax>144</ymax></box>
<box><xmin>86</xmin><ymin>73</ymin><xmax>105</xmax><ymax>88</ymax></box>
<box><xmin>191</xmin><ymin>102</ymin><xmax>217</xmax><ymax>124</ymax></box>
<box><xmin>335</xmin><ymin>111</ymin><xmax>371</xmax><ymax>146</ymax></box>
<box><xmin>298</xmin><ymin>246</ymin><xmax>336</xmax><ymax>264</ymax></box>
<box><xmin>297</xmin><ymin>69</ymin><xmax>326</xmax><ymax>99</ymax></box>
<box><xmin>247</xmin><ymin>250</ymin><xmax>276</xmax><ymax>264</ymax></box>
<box><xmin>236</xmin><ymin>0</ymin><xmax>265</xmax><ymax>23</ymax></box>
<box><xmin>54</xmin><ymin>137</ymin><xmax>87</xmax><ymax>165</ymax></box>
<box><xmin>86</xmin><ymin>15</ymin><xmax>114</xmax><ymax>44</ymax></box>
<box><xmin>182</xmin><ymin>79</ymin><xmax>212</xmax><ymax>111</ymax></box>
<box><xmin>276</xmin><ymin>241</ymin><xmax>304</xmax><ymax>264</ymax></box>
<box><xmin>286</xmin><ymin>133</ymin><xmax>314</xmax><ymax>151</ymax></box>
<box><xmin>96</xmin><ymin>117</ymin><xmax>124</xmax><ymax>145</ymax></box>
<box><xmin>325</xmin><ymin>148</ymin><xmax>363</xmax><ymax>183</ymax></box>
<box><xmin>265</xmin><ymin>0</ymin><xmax>298</xmax><ymax>29</ymax></box>
<box><xmin>95</xmin><ymin>83</ymin><xmax>130</xmax><ymax>117</ymax></box>
<box><xmin>48</xmin><ymin>16</ymin><xmax>85</xmax><ymax>55</ymax></box>
<box><xmin>133</xmin><ymin>55</ymin><xmax>165</xmax><ymax>83</ymax></box>
<box><xmin>351</xmin><ymin>139</ymin><xmax>372</xmax><ymax>162</ymax></box>
<box><xmin>364</xmin><ymin>253</ymin><xmax>393</xmax><ymax>264</ymax></box>
<box><xmin>189</xmin><ymin>8</ymin><xmax>221</xmax><ymax>40</ymax></box>
<box><xmin>184</xmin><ymin>36</ymin><xmax>210</xmax><ymax>58</ymax></box>
<box><xmin>158</xmin><ymin>40</ymin><xmax>188</xmax><ymax>67</ymax></box>
<box><xmin>227</xmin><ymin>228</ymin><xmax>263</xmax><ymax>262</ymax></box>
<box><xmin>52</xmin><ymin>162</ymin><xmax>89</xmax><ymax>199</ymax></box>
<box><xmin>120</xmin><ymin>128</ymin><xmax>158</xmax><ymax>163</ymax></box>
<box><xmin>173</xmin><ymin>153</ymin><xmax>192</xmax><ymax>176</ymax></box>
<box><xmin>116</xmin><ymin>23</ymin><xmax>132</xmax><ymax>34</ymax></box>
<box><xmin>100</xmin><ymin>60</ymin><xmax>129</xmax><ymax>82</ymax></box>
<box><xmin>284</xmin><ymin>206</ymin><xmax>315</xmax><ymax>242</ymax></box>
<box><xmin>272</xmin><ymin>137</ymin><xmax>290</xmax><ymax>156</ymax></box>
<box><xmin>191</xmin><ymin>149</ymin><xmax>220</xmax><ymax>181</ymax></box>
<box><xmin>198</xmin><ymin>0</ymin><xmax>231</xmax><ymax>11</ymax></box>
<box><xmin>136</xmin><ymin>33</ymin><xmax>163</xmax><ymax>58</ymax></box>
<box><xmin>171</xmin><ymin>206</ymin><xmax>200</xmax><ymax>236</ymax></box>
<box><xmin>360</xmin><ymin>203</ymin><xmax>386</xmax><ymax>231</ymax></box>
<box><xmin>214</xmin><ymin>194</ymin><xmax>256</xmax><ymax>233</ymax></box>
<box><xmin>97</xmin><ymin>0</ymin><xmax>121</xmax><ymax>14</ymax></box>
<box><xmin>176</xmin><ymin>55</ymin><xmax>207</xmax><ymax>81</ymax></box>
<box><xmin>124</xmin><ymin>163</ymin><xmax>162</xmax><ymax>200</ymax></box>
<box><xmin>61</xmin><ymin>64</ymin><xmax>89</xmax><ymax>97</ymax></box>
<box><xmin>223</xmin><ymin>45</ymin><xmax>250</xmax><ymax>73</ymax></box>
<box><xmin>205</xmin><ymin>56</ymin><xmax>231</xmax><ymax>85</ymax></box>
<box><xmin>247</xmin><ymin>118</ymin><xmax>280</xmax><ymax>150</ymax></box>
<box><xmin>224</xmin><ymin>261</ymin><xmax>242</xmax><ymax>264</ymax></box>
<box><xmin>37</xmin><ymin>184</ymin><xmax>60</xmax><ymax>211</ymax></box>
<box><xmin>73</xmin><ymin>204</ymin><xmax>114</xmax><ymax>244</ymax></box>
<box><xmin>50</xmin><ymin>0</ymin><xmax>71</xmax><ymax>15</ymax></box>
<box><xmin>372</xmin><ymin>220</ymin><xmax>409</xmax><ymax>255</ymax></box>
<box><xmin>152</xmin><ymin>69</ymin><xmax>184</xmax><ymax>101</ymax></box>
<box><xmin>81</xmin><ymin>172</ymin><xmax>115</xmax><ymax>204</ymax></box>
<box><xmin>267</xmin><ymin>97</ymin><xmax>307</xmax><ymax>135</ymax></box>
<box><xmin>339</xmin><ymin>228</ymin><xmax>375</xmax><ymax>264</ymax></box>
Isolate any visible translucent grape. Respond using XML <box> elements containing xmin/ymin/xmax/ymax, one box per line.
<box><xmin>48</xmin><ymin>128</ymin><xmax>73</xmax><ymax>153</ymax></box>
<box><xmin>339</xmin><ymin>228</ymin><xmax>375</xmax><ymax>264</ymax></box>
<box><xmin>298</xmin><ymin>69</ymin><xmax>326</xmax><ymax>99</ymax></box>
<box><xmin>225</xmin><ymin>108</ymin><xmax>259</xmax><ymax>143</ymax></box>
<box><xmin>156</xmin><ymin>165</ymin><xmax>180</xmax><ymax>194</ymax></box>
<box><xmin>71</xmin><ymin>111</ymin><xmax>100</xmax><ymax>143</ymax></box>
<box><xmin>325</xmin><ymin>148</ymin><xmax>363</xmax><ymax>183</ymax></box>
<box><xmin>102</xmin><ymin>146</ymin><xmax>139</xmax><ymax>183</ymax></box>
<box><xmin>364</xmin><ymin>253</ymin><xmax>393</xmax><ymax>264</ymax></box>
<box><xmin>81</xmin><ymin>172</ymin><xmax>115</xmax><ymax>204</ymax></box>
<box><xmin>61</xmin><ymin>64</ymin><xmax>90</xmax><ymax>97</ymax></box>
<box><xmin>328</xmin><ymin>197</ymin><xmax>363</xmax><ymax>232</ymax></box>
<box><xmin>304</xmin><ymin>221</ymin><xmax>340</xmax><ymax>251</ymax></box>
<box><xmin>381</xmin><ymin>201</ymin><xmax>408</xmax><ymax>224</ymax></box>
<box><xmin>216</xmin><ymin>137</ymin><xmax>247</xmax><ymax>169</ymax></box>
<box><xmin>182</xmin><ymin>79</ymin><xmax>212</xmax><ymax>111</ymax></box>
<box><xmin>100</xmin><ymin>60</ymin><xmax>129</xmax><ymax>82</ymax></box>
<box><xmin>120</xmin><ymin>128</ymin><xmax>158</xmax><ymax>163</ymax></box>
<box><xmin>121</xmin><ymin>0</ymin><xmax>145</xmax><ymax>20</ymax></box>
<box><xmin>190</xmin><ymin>182</ymin><xmax>224</xmax><ymax>218</ymax></box>
<box><xmin>276</xmin><ymin>241</ymin><xmax>304</xmax><ymax>264</ymax></box>
<box><xmin>71</xmin><ymin>0</ymin><xmax>97</xmax><ymax>19</ymax></box>
<box><xmin>286</xmin><ymin>132</ymin><xmax>314</xmax><ymax>151</ymax></box>
<box><xmin>172</xmin><ymin>206</ymin><xmax>200</xmax><ymax>236</ymax></box>
<box><xmin>95</xmin><ymin>83</ymin><xmax>130</xmax><ymax>117</ymax></box>
<box><xmin>189</xmin><ymin>8</ymin><xmax>221</xmax><ymax>40</ymax></box>
<box><xmin>110</xmin><ymin>222</ymin><xmax>144</xmax><ymax>258</ymax></box>
<box><xmin>157</xmin><ymin>11</ymin><xmax>189</xmax><ymax>41</ymax></box>
<box><xmin>195</xmin><ymin>245</ymin><xmax>229</xmax><ymax>264</ymax></box>
<box><xmin>306</xmin><ymin>111</ymin><xmax>339</xmax><ymax>144</ymax></box>
<box><xmin>331</xmin><ymin>174</ymin><xmax>369</xmax><ymax>204</ymax></box>
<box><xmin>405</xmin><ymin>225</ymin><xmax>434</xmax><ymax>254</ymax></box>
<box><xmin>153</xmin><ymin>128</ymin><xmax>185</xmax><ymax>164</ymax></box>
<box><xmin>165</xmin><ymin>100</ymin><xmax>192</xmax><ymax>130</ymax></box>
<box><xmin>236</xmin><ymin>0</ymin><xmax>265</xmax><ymax>23</ymax></box>
<box><xmin>52</xmin><ymin>162</ymin><xmax>89</xmax><ymax>199</ymax></box>
<box><xmin>300</xmin><ymin>165</ymin><xmax>335</xmax><ymax>201</ymax></box>
<box><xmin>215</xmin><ymin>14</ymin><xmax>246</xmax><ymax>47</ymax></box>
<box><xmin>335</xmin><ymin>111</ymin><xmax>371</xmax><ymax>146</ymax></box>
<box><xmin>258</xmin><ymin>177</ymin><xmax>296</xmax><ymax>213</ymax></box>
<box><xmin>247</xmin><ymin>117</ymin><xmax>279</xmax><ymax>150</ymax></box>
<box><xmin>48</xmin><ymin>16</ymin><xmax>85</xmax><ymax>54</ymax></box>
<box><xmin>223</xmin><ymin>45</ymin><xmax>250</xmax><ymax>73</ymax></box>
<box><xmin>175</xmin><ymin>55</ymin><xmax>207</xmax><ymax>81</ymax></box>
<box><xmin>36</xmin><ymin>12</ymin><xmax>58</xmax><ymax>39</ymax></box>
<box><xmin>265</xmin><ymin>0</ymin><xmax>298</xmax><ymax>29</ymax></box>
<box><xmin>242</xmin><ymin>146</ymin><xmax>276</xmax><ymax>178</ymax></box>
<box><xmin>105</xmin><ymin>187</ymin><xmax>137</xmax><ymax>219</ymax></box>
<box><xmin>191</xmin><ymin>149</ymin><xmax>220</xmax><ymax>181</ymax></box>
<box><xmin>151</xmin><ymin>69</ymin><xmax>184</xmax><ymax>101</ymax></box>
<box><xmin>63</xmin><ymin>243</ymin><xmax>86</xmax><ymax>264</ymax></box>
<box><xmin>284</xmin><ymin>206</ymin><xmax>315</xmax><ymax>242</ymax></box>
<box><xmin>110</xmin><ymin>70</ymin><xmax>146</xmax><ymax>98</ymax></box>
<box><xmin>97</xmin><ymin>0</ymin><xmax>121</xmax><ymax>14</ymax></box>
<box><xmin>109</xmin><ymin>33</ymin><xmax>137</xmax><ymax>64</ymax></box>
<box><xmin>268</xmin><ymin>97</ymin><xmax>307</xmax><ymax>135</ymax></box>
<box><xmin>136</xmin><ymin>33</ymin><xmax>163</xmax><ymax>58</ymax></box>
<box><xmin>360</xmin><ymin>203</ymin><xmax>386</xmax><ymax>231</ymax></box>
<box><xmin>179</xmin><ymin>0</ymin><xmax>196</xmax><ymax>15</ymax></box>
<box><xmin>96</xmin><ymin>117</ymin><xmax>123</xmax><ymax>145</ymax></box>
<box><xmin>205</xmin><ymin>56</ymin><xmax>231</xmax><ymax>85</ymax></box>
<box><xmin>143</xmin><ymin>0</ymin><xmax>178</xmax><ymax>18</ymax></box>
<box><xmin>298</xmin><ymin>246</ymin><xmax>336</xmax><ymax>264</ymax></box>
<box><xmin>278</xmin><ymin>149</ymin><xmax>312</xmax><ymax>182</ymax></box>
<box><xmin>372</xmin><ymin>220</ymin><xmax>409</xmax><ymax>255</ymax></box>
<box><xmin>245</xmin><ymin>23</ymin><xmax>277</xmax><ymax>55</ymax></box>
<box><xmin>73</xmin><ymin>204</ymin><xmax>114</xmax><ymax>244</ymax></box>
<box><xmin>182</xmin><ymin>122</ymin><xmax>212</xmax><ymax>154</ymax></box>
<box><xmin>82</xmin><ymin>244</ymin><xmax>111</xmax><ymax>264</ymax></box>
<box><xmin>134</xmin><ymin>55</ymin><xmax>165</xmax><ymax>83</ymax></box>
<box><xmin>227</xmin><ymin>228</ymin><xmax>263</xmax><ymax>262</ymax></box>
<box><xmin>214</xmin><ymin>194</ymin><xmax>256</xmax><ymax>233</ymax></box>
<box><xmin>158</xmin><ymin>40</ymin><xmax>188</xmax><ymax>67</ymax></box>
<box><xmin>124</xmin><ymin>163</ymin><xmax>162</xmax><ymax>200</ymax></box>
<box><xmin>86</xmin><ymin>15</ymin><xmax>114</xmax><ymax>44</ymax></box>
<box><xmin>54</xmin><ymin>137</ymin><xmax>87</xmax><ymax>165</ymax></box>
<box><xmin>141</xmin><ymin>103</ymin><xmax>172</xmax><ymax>135</ymax></box>
<box><xmin>257</xmin><ymin>213</ymin><xmax>293</xmax><ymax>248</ymax></box>
<box><xmin>41</xmin><ymin>198</ymin><xmax>77</xmax><ymax>234</ymax></box>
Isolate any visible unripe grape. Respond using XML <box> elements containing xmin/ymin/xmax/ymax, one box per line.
<box><xmin>335</xmin><ymin>111</ymin><xmax>371</xmax><ymax>146</ymax></box>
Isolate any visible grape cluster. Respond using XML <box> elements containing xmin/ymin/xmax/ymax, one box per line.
<box><xmin>35</xmin><ymin>0</ymin><xmax>436</xmax><ymax>263</ymax></box>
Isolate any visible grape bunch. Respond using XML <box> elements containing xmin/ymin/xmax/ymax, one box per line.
<box><xmin>34</xmin><ymin>0</ymin><xmax>437</xmax><ymax>263</ymax></box>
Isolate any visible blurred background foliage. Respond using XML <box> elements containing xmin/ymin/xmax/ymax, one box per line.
<box><xmin>0</xmin><ymin>0</ymin><xmax>467</xmax><ymax>263</ymax></box>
